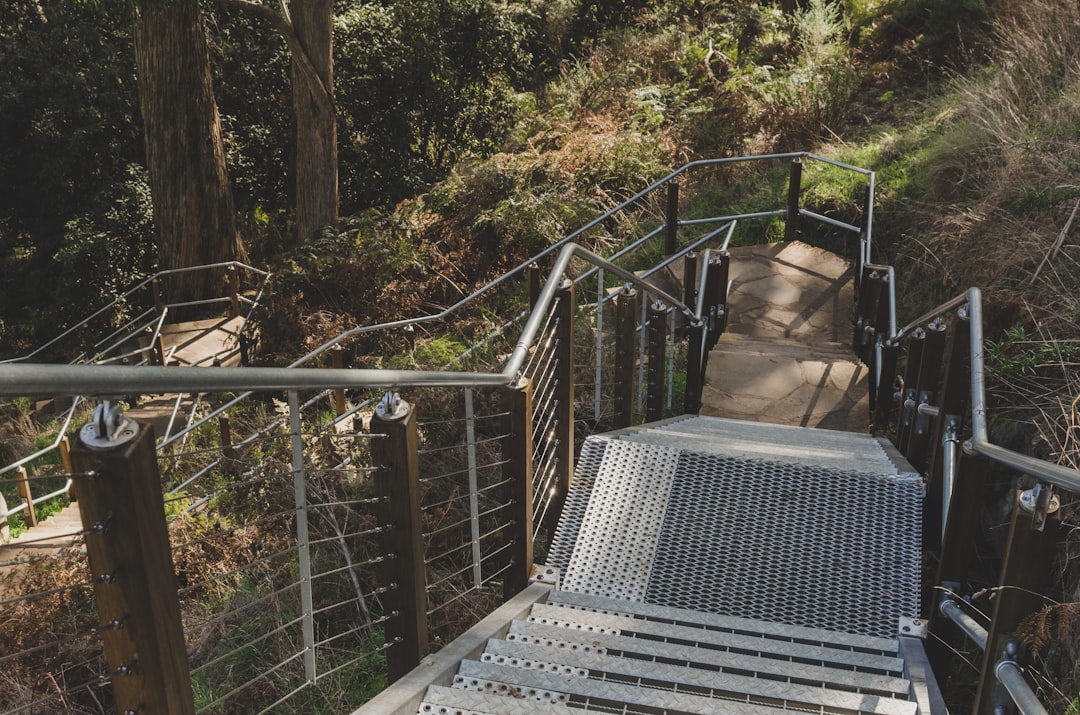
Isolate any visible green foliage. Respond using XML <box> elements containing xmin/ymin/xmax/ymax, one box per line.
<box><xmin>0</xmin><ymin>0</ymin><xmax>145</xmax><ymax>355</ymax></box>
<box><xmin>987</xmin><ymin>326</ymin><xmax>1080</xmax><ymax>380</ymax></box>
<box><xmin>738</xmin><ymin>0</ymin><xmax>862</xmax><ymax>143</ymax></box>
<box><xmin>335</xmin><ymin>0</ymin><xmax>532</xmax><ymax>209</ymax></box>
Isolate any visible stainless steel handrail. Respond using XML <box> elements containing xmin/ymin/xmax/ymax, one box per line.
<box><xmin>280</xmin><ymin>153</ymin><xmax>873</xmax><ymax>370</ymax></box>
<box><xmin>0</xmin><ymin>243</ymin><xmax>694</xmax><ymax>398</ymax></box>
<box><xmin>2</xmin><ymin>261</ymin><xmax>269</xmax><ymax>364</ymax></box>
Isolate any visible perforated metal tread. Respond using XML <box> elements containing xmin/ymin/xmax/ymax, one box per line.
<box><xmin>561</xmin><ymin>440</ymin><xmax>680</xmax><ymax>600</ymax></box>
<box><xmin>545</xmin><ymin>589</ymin><xmax>899</xmax><ymax>653</ymax></box>
<box><xmin>524</xmin><ymin>604</ymin><xmax>904</xmax><ymax>673</ymax></box>
<box><xmin>476</xmin><ymin>639</ymin><xmax>915</xmax><ymax>715</ymax></box>
<box><xmin>504</xmin><ymin>619</ymin><xmax>912</xmax><ymax>696</ymax></box>
<box><xmin>546</xmin><ymin>437</ymin><xmax>607</xmax><ymax>574</ymax></box>
<box><xmin>452</xmin><ymin>659</ymin><xmax>917</xmax><ymax>715</ymax></box>
<box><xmin>421</xmin><ymin>684</ymin><xmax>573</xmax><ymax>714</ymax></box>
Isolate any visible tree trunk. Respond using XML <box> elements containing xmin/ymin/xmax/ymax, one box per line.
<box><xmin>290</xmin><ymin>0</ymin><xmax>337</xmax><ymax>243</ymax></box>
<box><xmin>133</xmin><ymin>0</ymin><xmax>242</xmax><ymax>304</ymax></box>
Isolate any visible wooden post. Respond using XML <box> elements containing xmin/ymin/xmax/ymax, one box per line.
<box><xmin>973</xmin><ymin>496</ymin><xmax>1060</xmax><ymax>715</ymax></box>
<box><xmin>70</xmin><ymin>422</ymin><xmax>196</xmax><ymax>715</ymax></box>
<box><xmin>552</xmin><ymin>279</ymin><xmax>575</xmax><ymax>518</ymax></box>
<box><xmin>331</xmin><ymin>348</ymin><xmax>347</xmax><ymax>416</ymax></box>
<box><xmin>926</xmin><ymin>454</ymin><xmax>985</xmax><ymax>678</ymax></box>
<box><xmin>0</xmin><ymin>490</ymin><xmax>8</xmax><ymax>543</ymax></box>
<box><xmin>527</xmin><ymin>263</ymin><xmax>541</xmax><ymax>309</ymax></box>
<box><xmin>704</xmin><ymin>253</ymin><xmax>729</xmax><ymax>350</ymax></box>
<box><xmin>665</xmin><ymin>179</ymin><xmax>680</xmax><ymax>255</ymax></box>
<box><xmin>15</xmin><ymin>466</ymin><xmax>36</xmax><ymax>527</ymax></box>
<box><xmin>906</xmin><ymin>322</ymin><xmax>947</xmax><ymax>472</ymax></box>
<box><xmin>684</xmin><ymin>320</ymin><xmax>704</xmax><ymax>415</ymax></box>
<box><xmin>502</xmin><ymin>378</ymin><xmax>534</xmax><ymax>601</ymax></box>
<box><xmin>228</xmin><ymin>265</ymin><xmax>241</xmax><ymax>316</ymax></box>
<box><xmin>785</xmin><ymin>157</ymin><xmax>803</xmax><ymax>243</ymax></box>
<box><xmin>371</xmin><ymin>395</ymin><xmax>427</xmax><ymax>683</ymax></box>
<box><xmin>924</xmin><ymin>315</ymin><xmax>971</xmax><ymax>550</ymax></box>
<box><xmin>153</xmin><ymin>333</ymin><xmax>167</xmax><ymax>367</ymax></box>
<box><xmin>896</xmin><ymin>329</ymin><xmax>925</xmax><ymax>455</ymax></box>
<box><xmin>682</xmin><ymin>252</ymin><xmax>699</xmax><ymax>317</ymax></box>
<box><xmin>613</xmin><ymin>286</ymin><xmax>638</xmax><ymax>429</ymax></box>
<box><xmin>60</xmin><ymin>436</ymin><xmax>74</xmax><ymax>476</ymax></box>
<box><xmin>646</xmin><ymin>300</ymin><xmax>668</xmax><ymax>423</ymax></box>
<box><xmin>218</xmin><ymin>414</ymin><xmax>237</xmax><ymax>473</ymax></box>
<box><xmin>855</xmin><ymin>269</ymin><xmax>882</xmax><ymax>363</ymax></box>
<box><xmin>152</xmin><ymin>277</ymin><xmax>165</xmax><ymax>314</ymax></box>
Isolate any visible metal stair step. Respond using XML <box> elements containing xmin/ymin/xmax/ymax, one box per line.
<box><xmin>504</xmin><ymin>620</ymin><xmax>911</xmax><ymax>696</ymax></box>
<box><xmin>482</xmin><ymin>637</ymin><xmax>914</xmax><ymax>713</ymax></box>
<box><xmin>546</xmin><ymin>589</ymin><xmax>899</xmax><ymax>653</ymax></box>
<box><xmin>618</xmin><ymin>429</ymin><xmax>896</xmax><ymax>474</ymax></box>
<box><xmin>524</xmin><ymin>604</ymin><xmax>905</xmax><ymax>673</ymax></box>
<box><xmin>454</xmin><ymin>660</ymin><xmax>916</xmax><ymax>715</ymax></box>
<box><xmin>647</xmin><ymin>415</ymin><xmax>890</xmax><ymax>454</ymax></box>
<box><xmin>420</xmin><ymin>684</ymin><xmax>573</xmax><ymax>714</ymax></box>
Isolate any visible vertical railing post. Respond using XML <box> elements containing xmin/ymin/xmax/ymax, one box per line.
<box><xmin>906</xmin><ymin>320</ymin><xmax>947</xmax><ymax>471</ymax></box>
<box><xmin>785</xmin><ymin>157</ymin><xmax>803</xmax><ymax>243</ymax></box>
<box><xmin>287</xmin><ymin>391</ymin><xmax>317</xmax><ymax>686</ymax></box>
<box><xmin>665</xmin><ymin>178</ymin><xmax>680</xmax><ymax>255</ymax></box>
<box><xmin>927</xmin><ymin>454</ymin><xmax>985</xmax><ymax>677</ymax></box>
<box><xmin>464</xmin><ymin>388</ymin><xmax>482</xmax><ymax>590</ymax></box>
<box><xmin>646</xmin><ymin>300</ymin><xmax>668</xmax><ymax>423</ymax></box>
<box><xmin>59</xmin><ymin>436</ymin><xmax>74</xmax><ymax>479</ymax></box>
<box><xmin>681</xmin><ymin>252</ymin><xmax>699</xmax><ymax>340</ymax></box>
<box><xmin>70</xmin><ymin>407</ymin><xmax>195</xmax><ymax>715</ymax></box>
<box><xmin>526</xmin><ymin>263</ymin><xmax>541</xmax><ymax>309</ymax></box>
<box><xmin>552</xmin><ymin>278</ymin><xmax>575</xmax><ymax>518</ymax></box>
<box><xmin>331</xmin><ymin>347</ymin><xmax>347</xmax><ymax>416</ymax></box>
<box><xmin>704</xmin><ymin>252</ymin><xmax>730</xmax><ymax>350</ymax></box>
<box><xmin>502</xmin><ymin>377</ymin><xmax>534</xmax><ymax>600</ymax></box>
<box><xmin>228</xmin><ymin>265</ymin><xmax>241</xmax><ymax>316</ymax></box>
<box><xmin>15</xmin><ymin>466</ymin><xmax>36</xmax><ymax>527</ymax></box>
<box><xmin>872</xmin><ymin>270</ymin><xmax>898</xmax><ymax>430</ymax></box>
<box><xmin>855</xmin><ymin>269</ymin><xmax>881</xmax><ymax>364</ymax></box>
<box><xmin>896</xmin><ymin>328</ymin><xmax>926</xmax><ymax>455</ymax></box>
<box><xmin>924</xmin><ymin>311</ymin><xmax>971</xmax><ymax>550</ymax></box>
<box><xmin>613</xmin><ymin>285</ymin><xmax>638</xmax><ymax>429</ymax></box>
<box><xmin>684</xmin><ymin>319</ymin><xmax>704</xmax><ymax>415</ymax></box>
<box><xmin>973</xmin><ymin>494</ymin><xmax>1060</xmax><ymax>715</ymax></box>
<box><xmin>152</xmin><ymin>277</ymin><xmax>165</xmax><ymax>314</ymax></box>
<box><xmin>371</xmin><ymin>392</ymin><xmax>427</xmax><ymax>683</ymax></box>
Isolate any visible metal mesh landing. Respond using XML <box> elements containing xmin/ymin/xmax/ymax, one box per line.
<box><xmin>645</xmin><ymin>451</ymin><xmax>923</xmax><ymax>639</ymax></box>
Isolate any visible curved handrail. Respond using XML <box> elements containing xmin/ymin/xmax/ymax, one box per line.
<box><xmin>2</xmin><ymin>261</ymin><xmax>269</xmax><ymax>365</ymax></box>
<box><xmin>282</xmin><ymin>152</ymin><xmax>871</xmax><ymax>370</ymax></box>
<box><xmin>0</xmin><ymin>243</ymin><xmax>697</xmax><ymax>398</ymax></box>
<box><xmin>888</xmin><ymin>286</ymin><xmax>1080</xmax><ymax>493</ymax></box>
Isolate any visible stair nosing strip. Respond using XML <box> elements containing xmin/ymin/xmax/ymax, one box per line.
<box><xmin>545</xmin><ymin>591</ymin><xmax>900</xmax><ymax>652</ymax></box>
<box><xmin>525</xmin><ymin>605</ymin><xmax>904</xmax><ymax>673</ymax></box>
<box><xmin>421</xmin><ymin>684</ymin><xmax>572</xmax><ymax>714</ymax></box>
<box><xmin>489</xmin><ymin>634</ymin><xmax>911</xmax><ymax>699</ymax></box>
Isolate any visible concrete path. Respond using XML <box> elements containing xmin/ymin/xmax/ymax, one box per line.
<box><xmin>699</xmin><ymin>241</ymin><xmax>870</xmax><ymax>432</ymax></box>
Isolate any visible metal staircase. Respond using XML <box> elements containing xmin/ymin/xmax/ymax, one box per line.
<box><xmin>414</xmin><ymin>416</ymin><xmax>942</xmax><ymax>714</ymax></box>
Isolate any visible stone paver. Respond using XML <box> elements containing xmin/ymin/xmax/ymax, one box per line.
<box><xmin>700</xmin><ymin>241</ymin><xmax>869</xmax><ymax>431</ymax></box>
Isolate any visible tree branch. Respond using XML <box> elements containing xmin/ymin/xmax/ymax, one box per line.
<box><xmin>217</xmin><ymin>0</ymin><xmax>333</xmax><ymax>109</ymax></box>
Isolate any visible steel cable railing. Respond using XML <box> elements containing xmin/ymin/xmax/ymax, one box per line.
<box><xmin>0</xmin><ymin>153</ymin><xmax>882</xmax><ymax>712</ymax></box>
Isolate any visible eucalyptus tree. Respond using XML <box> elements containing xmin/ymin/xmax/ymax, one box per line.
<box><xmin>132</xmin><ymin>0</ymin><xmax>244</xmax><ymax>302</ymax></box>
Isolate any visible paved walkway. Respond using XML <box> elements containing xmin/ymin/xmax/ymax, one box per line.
<box><xmin>699</xmin><ymin>241</ymin><xmax>870</xmax><ymax>432</ymax></box>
